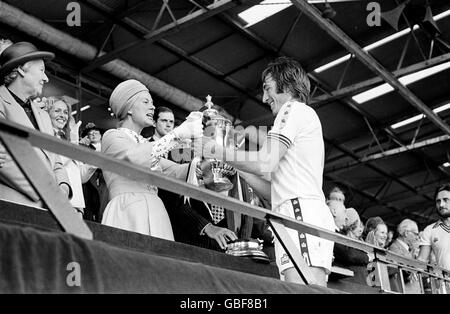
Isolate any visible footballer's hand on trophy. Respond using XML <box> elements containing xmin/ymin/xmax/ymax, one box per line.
<box><xmin>218</xmin><ymin>161</ymin><xmax>236</xmax><ymax>177</ymax></box>
<box><xmin>199</xmin><ymin>159</ymin><xmax>235</xmax><ymax>177</ymax></box>
<box><xmin>173</xmin><ymin>111</ymin><xmax>203</xmax><ymax>139</ymax></box>
<box><xmin>0</xmin><ymin>151</ymin><xmax>6</xmax><ymax>168</ymax></box>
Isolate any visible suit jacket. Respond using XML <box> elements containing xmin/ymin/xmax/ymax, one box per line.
<box><xmin>0</xmin><ymin>85</ymin><xmax>70</xmax><ymax>207</ymax></box>
<box><xmin>388</xmin><ymin>238</ymin><xmax>421</xmax><ymax>293</ymax></box>
<box><xmin>388</xmin><ymin>238</ymin><xmax>413</xmax><ymax>258</ymax></box>
<box><xmin>168</xmin><ymin>174</ymin><xmax>273</xmax><ymax>251</ymax></box>
<box><xmin>80</xmin><ymin>143</ymin><xmax>108</xmax><ymax>222</ymax></box>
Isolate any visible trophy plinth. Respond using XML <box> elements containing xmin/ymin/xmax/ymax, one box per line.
<box><xmin>225</xmin><ymin>238</ymin><xmax>270</xmax><ymax>263</ymax></box>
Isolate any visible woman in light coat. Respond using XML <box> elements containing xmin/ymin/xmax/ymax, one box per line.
<box><xmin>101</xmin><ymin>79</ymin><xmax>203</xmax><ymax>240</ymax></box>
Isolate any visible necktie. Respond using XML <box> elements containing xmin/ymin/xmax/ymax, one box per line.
<box><xmin>211</xmin><ymin>204</ymin><xmax>225</xmax><ymax>224</ymax></box>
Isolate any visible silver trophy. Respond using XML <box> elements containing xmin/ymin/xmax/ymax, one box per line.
<box><xmin>225</xmin><ymin>238</ymin><xmax>270</xmax><ymax>263</ymax></box>
<box><xmin>201</xmin><ymin>95</ymin><xmax>236</xmax><ymax>192</ymax></box>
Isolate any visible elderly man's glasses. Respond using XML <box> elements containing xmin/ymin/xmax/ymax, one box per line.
<box><xmin>407</xmin><ymin>230</ymin><xmax>419</xmax><ymax>237</ymax></box>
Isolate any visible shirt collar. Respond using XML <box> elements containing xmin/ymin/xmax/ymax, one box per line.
<box><xmin>433</xmin><ymin>220</ymin><xmax>450</xmax><ymax>232</ymax></box>
<box><xmin>53</xmin><ymin>127</ymin><xmax>65</xmax><ymax>138</ymax></box>
<box><xmin>92</xmin><ymin>142</ymin><xmax>101</xmax><ymax>151</ymax></box>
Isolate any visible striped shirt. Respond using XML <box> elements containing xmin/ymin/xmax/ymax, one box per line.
<box><xmin>267</xmin><ymin>101</ymin><xmax>326</xmax><ymax>209</ymax></box>
<box><xmin>420</xmin><ymin>220</ymin><xmax>450</xmax><ymax>270</ymax></box>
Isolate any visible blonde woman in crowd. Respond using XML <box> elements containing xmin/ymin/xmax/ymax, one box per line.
<box><xmin>364</xmin><ymin>217</ymin><xmax>388</xmax><ymax>248</ymax></box>
<box><xmin>46</xmin><ymin>97</ymin><xmax>97</xmax><ymax>217</ymax></box>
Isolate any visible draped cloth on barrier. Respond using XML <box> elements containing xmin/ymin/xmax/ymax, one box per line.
<box><xmin>0</xmin><ymin>221</ymin><xmax>341</xmax><ymax>293</ymax></box>
<box><xmin>0</xmin><ymin>200</ymin><xmax>278</xmax><ymax>278</ymax></box>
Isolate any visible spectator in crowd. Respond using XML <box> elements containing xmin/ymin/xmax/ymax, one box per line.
<box><xmin>362</xmin><ymin>216</ymin><xmax>384</xmax><ymax>240</ymax></box>
<box><xmin>101</xmin><ymin>79</ymin><xmax>202</xmax><ymax>240</ymax></box>
<box><xmin>342</xmin><ymin>208</ymin><xmax>364</xmax><ymax>240</ymax></box>
<box><xmin>365</xmin><ymin>218</ymin><xmax>388</xmax><ymax>248</ymax></box>
<box><xmin>333</xmin><ymin>207</ymin><xmax>371</xmax><ymax>285</ymax></box>
<box><xmin>327</xmin><ymin>186</ymin><xmax>345</xmax><ymax>205</ymax></box>
<box><xmin>0</xmin><ymin>41</ymin><xmax>71</xmax><ymax>207</ymax></box>
<box><xmin>152</xmin><ymin>107</ymin><xmax>174</xmax><ymax>140</ymax></box>
<box><xmin>46</xmin><ymin>97</ymin><xmax>97</xmax><ymax>217</ymax></box>
<box><xmin>388</xmin><ymin>218</ymin><xmax>421</xmax><ymax>293</ymax></box>
<box><xmin>80</xmin><ymin>122</ymin><xmax>103</xmax><ymax>151</ymax></box>
<box><xmin>418</xmin><ymin>183</ymin><xmax>450</xmax><ymax>270</ymax></box>
<box><xmin>386</xmin><ymin>229</ymin><xmax>394</xmax><ymax>248</ymax></box>
<box><xmin>327</xmin><ymin>199</ymin><xmax>347</xmax><ymax>231</ymax></box>
<box><xmin>79</xmin><ymin>122</ymin><xmax>108</xmax><ymax>222</ymax></box>
<box><xmin>326</xmin><ymin>186</ymin><xmax>349</xmax><ymax>232</ymax></box>
<box><xmin>388</xmin><ymin>219</ymin><xmax>420</xmax><ymax>258</ymax></box>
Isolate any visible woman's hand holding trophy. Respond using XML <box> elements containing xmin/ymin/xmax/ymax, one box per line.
<box><xmin>172</xmin><ymin>111</ymin><xmax>203</xmax><ymax>140</ymax></box>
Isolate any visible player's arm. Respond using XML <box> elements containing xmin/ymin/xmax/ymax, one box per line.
<box><xmin>202</xmin><ymin>135</ymin><xmax>288</xmax><ymax>178</ymax></box>
<box><xmin>237</xmin><ymin>170</ymin><xmax>271</xmax><ymax>201</ymax></box>
<box><xmin>417</xmin><ymin>245</ymin><xmax>431</xmax><ymax>263</ymax></box>
<box><xmin>227</xmin><ymin>137</ymin><xmax>288</xmax><ymax>176</ymax></box>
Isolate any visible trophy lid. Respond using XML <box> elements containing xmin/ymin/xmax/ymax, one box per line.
<box><xmin>203</xmin><ymin>95</ymin><xmax>219</xmax><ymax>119</ymax></box>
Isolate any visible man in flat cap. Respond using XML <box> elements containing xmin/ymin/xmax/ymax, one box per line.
<box><xmin>0</xmin><ymin>41</ymin><xmax>71</xmax><ymax>208</ymax></box>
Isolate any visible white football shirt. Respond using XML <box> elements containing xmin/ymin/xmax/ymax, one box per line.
<box><xmin>266</xmin><ymin>100</ymin><xmax>326</xmax><ymax>209</ymax></box>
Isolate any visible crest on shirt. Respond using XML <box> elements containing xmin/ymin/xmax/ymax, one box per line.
<box><xmin>279</xmin><ymin>102</ymin><xmax>292</xmax><ymax>130</ymax></box>
<box><xmin>281</xmin><ymin>253</ymin><xmax>290</xmax><ymax>265</ymax></box>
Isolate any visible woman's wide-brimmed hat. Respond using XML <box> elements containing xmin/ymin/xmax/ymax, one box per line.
<box><xmin>0</xmin><ymin>42</ymin><xmax>54</xmax><ymax>80</ymax></box>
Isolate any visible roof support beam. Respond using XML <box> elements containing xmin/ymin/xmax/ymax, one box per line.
<box><xmin>310</xmin><ymin>52</ymin><xmax>450</xmax><ymax>108</ymax></box>
<box><xmin>80</xmin><ymin>0</ymin><xmax>236</xmax><ymax>72</ymax></box>
<box><xmin>291</xmin><ymin>0</ymin><xmax>450</xmax><ymax>136</ymax></box>
<box><xmin>78</xmin><ymin>0</ymin><xmax>267</xmax><ymax>111</ymax></box>
<box><xmin>325</xmin><ymin>135</ymin><xmax>450</xmax><ymax>174</ymax></box>
<box><xmin>325</xmin><ymin>138</ymin><xmax>433</xmax><ymax>202</ymax></box>
<box><xmin>0</xmin><ymin>1</ymin><xmax>204</xmax><ymax>113</ymax></box>
<box><xmin>381</xmin><ymin>177</ymin><xmax>446</xmax><ymax>205</ymax></box>
<box><xmin>214</xmin><ymin>8</ymin><xmax>441</xmax><ymax>204</ymax></box>
<box><xmin>360</xmin><ymin>135</ymin><xmax>450</xmax><ymax>162</ymax></box>
<box><xmin>45</xmin><ymin>62</ymin><xmax>112</xmax><ymax>101</ymax></box>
